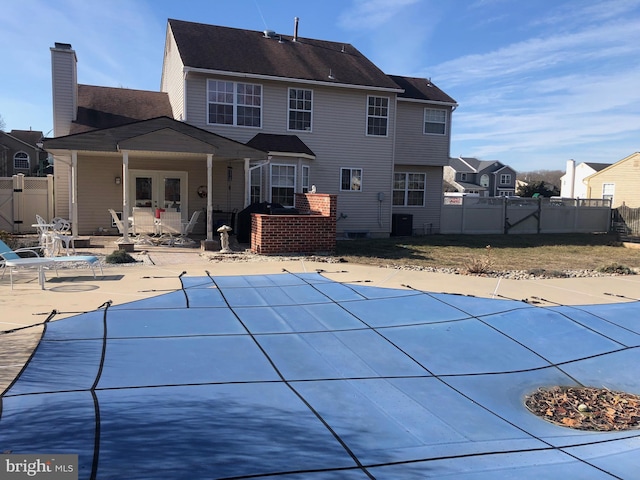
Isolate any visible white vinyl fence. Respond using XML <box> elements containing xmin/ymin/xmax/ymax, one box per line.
<box><xmin>440</xmin><ymin>196</ymin><xmax>611</xmax><ymax>235</ymax></box>
<box><xmin>0</xmin><ymin>174</ymin><xmax>54</xmax><ymax>234</ymax></box>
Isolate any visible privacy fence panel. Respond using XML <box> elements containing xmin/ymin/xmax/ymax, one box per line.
<box><xmin>440</xmin><ymin>197</ymin><xmax>611</xmax><ymax>235</ymax></box>
<box><xmin>0</xmin><ymin>174</ymin><xmax>54</xmax><ymax>233</ymax></box>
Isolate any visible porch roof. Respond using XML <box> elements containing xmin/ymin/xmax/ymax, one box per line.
<box><xmin>43</xmin><ymin>116</ymin><xmax>268</xmax><ymax>161</ymax></box>
<box><xmin>246</xmin><ymin>133</ymin><xmax>315</xmax><ymax>158</ymax></box>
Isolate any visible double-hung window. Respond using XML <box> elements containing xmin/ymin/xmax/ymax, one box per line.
<box><xmin>367</xmin><ymin>96</ymin><xmax>388</xmax><ymax>136</ymax></box>
<box><xmin>424</xmin><ymin>108</ymin><xmax>446</xmax><ymax>135</ymax></box>
<box><xmin>207</xmin><ymin>80</ymin><xmax>262</xmax><ymax>127</ymax></box>
<box><xmin>500</xmin><ymin>174</ymin><xmax>511</xmax><ymax>185</ymax></box>
<box><xmin>602</xmin><ymin>183</ymin><xmax>615</xmax><ymax>203</ymax></box>
<box><xmin>393</xmin><ymin>172</ymin><xmax>426</xmax><ymax>206</ymax></box>
<box><xmin>250</xmin><ymin>167</ymin><xmax>262</xmax><ymax>204</ymax></box>
<box><xmin>271</xmin><ymin>164</ymin><xmax>296</xmax><ymax>206</ymax></box>
<box><xmin>341</xmin><ymin>168</ymin><xmax>362</xmax><ymax>191</ymax></box>
<box><xmin>288</xmin><ymin>88</ymin><xmax>312</xmax><ymax>131</ymax></box>
<box><xmin>13</xmin><ymin>151</ymin><xmax>30</xmax><ymax>170</ymax></box>
<box><xmin>301</xmin><ymin>165</ymin><xmax>310</xmax><ymax>193</ymax></box>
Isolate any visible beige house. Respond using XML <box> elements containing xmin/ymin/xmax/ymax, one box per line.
<box><xmin>45</xmin><ymin>18</ymin><xmax>457</xmax><ymax>238</ymax></box>
<box><xmin>584</xmin><ymin>152</ymin><xmax>640</xmax><ymax>207</ymax></box>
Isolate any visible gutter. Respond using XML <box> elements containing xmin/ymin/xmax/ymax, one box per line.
<box><xmin>183</xmin><ymin>67</ymin><xmax>404</xmax><ymax>94</ymax></box>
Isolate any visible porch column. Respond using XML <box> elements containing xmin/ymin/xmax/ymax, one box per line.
<box><xmin>207</xmin><ymin>154</ymin><xmax>213</xmax><ymax>241</ymax></box>
<box><xmin>244</xmin><ymin>158</ymin><xmax>250</xmax><ymax>208</ymax></box>
<box><xmin>71</xmin><ymin>150</ymin><xmax>79</xmax><ymax>236</ymax></box>
<box><xmin>122</xmin><ymin>150</ymin><xmax>130</xmax><ymax>240</ymax></box>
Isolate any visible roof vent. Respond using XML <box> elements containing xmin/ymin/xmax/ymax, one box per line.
<box><xmin>263</xmin><ymin>30</ymin><xmax>276</xmax><ymax>38</ymax></box>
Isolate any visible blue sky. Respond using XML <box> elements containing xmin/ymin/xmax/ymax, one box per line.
<box><xmin>1</xmin><ymin>0</ymin><xmax>639</xmax><ymax>172</ymax></box>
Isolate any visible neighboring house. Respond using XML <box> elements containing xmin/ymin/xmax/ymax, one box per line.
<box><xmin>583</xmin><ymin>152</ymin><xmax>640</xmax><ymax>207</ymax></box>
<box><xmin>0</xmin><ymin>129</ymin><xmax>50</xmax><ymax>177</ymax></box>
<box><xmin>444</xmin><ymin>157</ymin><xmax>517</xmax><ymax>197</ymax></box>
<box><xmin>560</xmin><ymin>159</ymin><xmax>610</xmax><ymax>199</ymax></box>
<box><xmin>45</xmin><ymin>18</ymin><xmax>457</xmax><ymax>237</ymax></box>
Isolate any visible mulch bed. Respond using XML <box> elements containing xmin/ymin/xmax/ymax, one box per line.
<box><xmin>525</xmin><ymin>386</ymin><xmax>640</xmax><ymax>431</ymax></box>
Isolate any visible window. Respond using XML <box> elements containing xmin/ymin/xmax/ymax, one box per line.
<box><xmin>250</xmin><ymin>167</ymin><xmax>262</xmax><ymax>204</ymax></box>
<box><xmin>207</xmin><ymin>80</ymin><xmax>262</xmax><ymax>127</ymax></box>
<box><xmin>424</xmin><ymin>108</ymin><xmax>446</xmax><ymax>135</ymax></box>
<box><xmin>459</xmin><ymin>173</ymin><xmax>467</xmax><ymax>181</ymax></box>
<box><xmin>602</xmin><ymin>183</ymin><xmax>615</xmax><ymax>202</ymax></box>
<box><xmin>480</xmin><ymin>174</ymin><xmax>489</xmax><ymax>187</ymax></box>
<box><xmin>14</xmin><ymin>151</ymin><xmax>30</xmax><ymax>170</ymax></box>
<box><xmin>341</xmin><ymin>168</ymin><xmax>362</xmax><ymax>191</ymax></box>
<box><xmin>367</xmin><ymin>96</ymin><xmax>388</xmax><ymax>136</ymax></box>
<box><xmin>500</xmin><ymin>174</ymin><xmax>511</xmax><ymax>185</ymax></box>
<box><xmin>288</xmin><ymin>88</ymin><xmax>312</xmax><ymax>131</ymax></box>
<box><xmin>393</xmin><ymin>172</ymin><xmax>426</xmax><ymax>206</ymax></box>
<box><xmin>271</xmin><ymin>164</ymin><xmax>296</xmax><ymax>206</ymax></box>
<box><xmin>302</xmin><ymin>165</ymin><xmax>310</xmax><ymax>193</ymax></box>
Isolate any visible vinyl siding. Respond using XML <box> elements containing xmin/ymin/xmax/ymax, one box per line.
<box><xmin>394</xmin><ymin>101</ymin><xmax>452</xmax><ymax>166</ymax></box>
<box><xmin>392</xmin><ymin>165</ymin><xmax>444</xmax><ymax>233</ymax></box>
<box><xmin>161</xmin><ymin>29</ymin><xmax>185</xmax><ymax>121</ymax></box>
<box><xmin>184</xmin><ymin>73</ymin><xmax>396</xmax><ymax>235</ymax></box>
<box><xmin>586</xmin><ymin>153</ymin><xmax>640</xmax><ymax>207</ymax></box>
<box><xmin>75</xmin><ymin>153</ymin><xmax>246</xmax><ymax>235</ymax></box>
<box><xmin>50</xmin><ymin>47</ymin><xmax>77</xmax><ymax>138</ymax></box>
<box><xmin>53</xmin><ymin>155</ymin><xmax>71</xmax><ymax>220</ymax></box>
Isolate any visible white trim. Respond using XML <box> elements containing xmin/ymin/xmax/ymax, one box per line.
<box><xmin>269</xmin><ymin>163</ymin><xmax>297</xmax><ymax>206</ymax></box>
<box><xmin>340</xmin><ymin>167</ymin><xmax>363</xmax><ymax>192</ymax></box>
<box><xmin>398</xmin><ymin>97</ymin><xmax>458</xmax><ymax>107</ymax></box>
<box><xmin>287</xmin><ymin>87</ymin><xmax>313</xmax><ymax>133</ymax></box>
<box><xmin>365</xmin><ymin>95</ymin><xmax>390</xmax><ymax>137</ymax></box>
<box><xmin>266</xmin><ymin>151</ymin><xmax>315</xmax><ymax>160</ymax></box>
<box><xmin>206</xmin><ymin>79</ymin><xmax>263</xmax><ymax>128</ymax></box>
<box><xmin>423</xmin><ymin>108</ymin><xmax>447</xmax><ymax>136</ymax></box>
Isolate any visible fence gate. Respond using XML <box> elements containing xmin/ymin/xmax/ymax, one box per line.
<box><xmin>0</xmin><ymin>174</ymin><xmax>54</xmax><ymax>234</ymax></box>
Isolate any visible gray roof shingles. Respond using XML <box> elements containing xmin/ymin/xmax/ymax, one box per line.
<box><xmin>169</xmin><ymin>19</ymin><xmax>401</xmax><ymax>90</ymax></box>
<box><xmin>71</xmin><ymin>85</ymin><xmax>173</xmax><ymax>134</ymax></box>
<box><xmin>246</xmin><ymin>133</ymin><xmax>315</xmax><ymax>157</ymax></box>
<box><xmin>388</xmin><ymin>75</ymin><xmax>456</xmax><ymax>104</ymax></box>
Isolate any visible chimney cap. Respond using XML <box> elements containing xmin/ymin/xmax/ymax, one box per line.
<box><xmin>54</xmin><ymin>42</ymin><xmax>73</xmax><ymax>50</ymax></box>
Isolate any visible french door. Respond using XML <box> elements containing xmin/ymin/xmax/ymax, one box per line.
<box><xmin>129</xmin><ymin>170</ymin><xmax>188</xmax><ymax>220</ymax></box>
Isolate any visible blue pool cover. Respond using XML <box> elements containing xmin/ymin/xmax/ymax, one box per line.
<box><xmin>1</xmin><ymin>272</ymin><xmax>639</xmax><ymax>479</ymax></box>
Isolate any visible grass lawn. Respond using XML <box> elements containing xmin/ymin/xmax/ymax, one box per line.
<box><xmin>335</xmin><ymin>233</ymin><xmax>640</xmax><ymax>275</ymax></box>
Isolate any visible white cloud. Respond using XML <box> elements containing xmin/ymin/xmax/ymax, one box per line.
<box><xmin>337</xmin><ymin>0</ymin><xmax>420</xmax><ymax>30</ymax></box>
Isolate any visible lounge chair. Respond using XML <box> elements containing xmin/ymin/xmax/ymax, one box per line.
<box><xmin>109</xmin><ymin>209</ymin><xmax>134</xmax><ymax>244</ymax></box>
<box><xmin>0</xmin><ymin>239</ymin><xmax>103</xmax><ymax>288</ymax></box>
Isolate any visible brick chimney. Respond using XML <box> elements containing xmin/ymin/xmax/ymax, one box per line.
<box><xmin>50</xmin><ymin>42</ymin><xmax>78</xmax><ymax>137</ymax></box>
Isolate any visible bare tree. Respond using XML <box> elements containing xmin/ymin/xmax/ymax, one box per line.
<box><xmin>0</xmin><ymin>114</ymin><xmax>5</xmax><ymax>132</ymax></box>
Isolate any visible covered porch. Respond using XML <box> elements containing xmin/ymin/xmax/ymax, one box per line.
<box><xmin>43</xmin><ymin>117</ymin><xmax>268</xmax><ymax>243</ymax></box>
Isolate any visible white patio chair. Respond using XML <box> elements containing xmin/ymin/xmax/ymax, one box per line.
<box><xmin>50</xmin><ymin>217</ymin><xmax>77</xmax><ymax>255</ymax></box>
<box><xmin>132</xmin><ymin>209</ymin><xmax>157</xmax><ymax>245</ymax></box>
<box><xmin>158</xmin><ymin>211</ymin><xmax>183</xmax><ymax>246</ymax></box>
<box><xmin>109</xmin><ymin>209</ymin><xmax>134</xmax><ymax>244</ymax></box>
<box><xmin>174</xmin><ymin>210</ymin><xmax>201</xmax><ymax>246</ymax></box>
<box><xmin>34</xmin><ymin>214</ymin><xmax>56</xmax><ymax>256</ymax></box>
